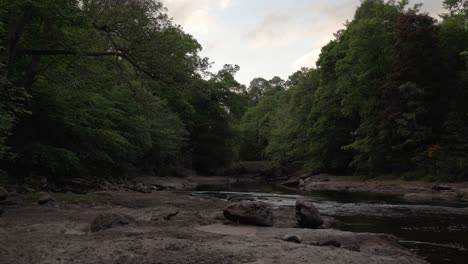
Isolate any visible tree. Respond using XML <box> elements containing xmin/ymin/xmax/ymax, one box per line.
<box><xmin>247</xmin><ymin>76</ymin><xmax>285</xmax><ymax>105</ymax></box>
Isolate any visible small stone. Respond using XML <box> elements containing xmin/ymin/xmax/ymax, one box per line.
<box><xmin>90</xmin><ymin>213</ymin><xmax>135</xmax><ymax>232</ymax></box>
<box><xmin>319</xmin><ymin>240</ymin><xmax>341</xmax><ymax>247</ymax></box>
<box><xmin>224</xmin><ymin>202</ymin><xmax>274</xmax><ymax>227</ymax></box>
<box><xmin>281</xmin><ymin>234</ymin><xmax>302</xmax><ymax>244</ymax></box>
<box><xmin>37</xmin><ymin>192</ymin><xmax>54</xmax><ymax>205</ymax></box>
<box><xmin>210</xmin><ymin>211</ymin><xmax>225</xmax><ymax>221</ymax></box>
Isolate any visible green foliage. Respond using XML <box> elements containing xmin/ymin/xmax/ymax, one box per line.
<box><xmin>0</xmin><ymin>76</ymin><xmax>30</xmax><ymax>159</ymax></box>
<box><xmin>237</xmin><ymin>0</ymin><xmax>468</xmax><ymax>180</ymax></box>
<box><xmin>0</xmin><ymin>0</ymin><xmax>466</xmax><ymax>183</ymax></box>
<box><xmin>0</xmin><ymin>0</ymin><xmax>248</xmax><ymax>182</ymax></box>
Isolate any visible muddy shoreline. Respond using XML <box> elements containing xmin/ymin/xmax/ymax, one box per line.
<box><xmin>2</xmin><ymin>173</ymin><xmax>468</xmax><ymax>264</ymax></box>
<box><xmin>0</xmin><ymin>179</ymin><xmax>430</xmax><ymax>264</ymax></box>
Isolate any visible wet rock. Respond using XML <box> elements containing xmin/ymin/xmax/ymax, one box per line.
<box><xmin>321</xmin><ymin>216</ymin><xmax>342</xmax><ymax>229</ymax></box>
<box><xmin>261</xmin><ymin>166</ymin><xmax>288</xmax><ymax>183</ymax></box>
<box><xmin>281</xmin><ymin>234</ymin><xmax>302</xmax><ymax>244</ymax></box>
<box><xmin>402</xmin><ymin>193</ymin><xmax>431</xmax><ymax>202</ymax></box>
<box><xmin>224</xmin><ymin>202</ymin><xmax>274</xmax><ymax>227</ymax></box>
<box><xmin>280</xmin><ymin>179</ymin><xmax>300</xmax><ymax>188</ymax></box>
<box><xmin>296</xmin><ymin>199</ymin><xmax>324</xmax><ymax>228</ymax></box>
<box><xmin>37</xmin><ymin>192</ymin><xmax>54</xmax><ymax>205</ymax></box>
<box><xmin>403</xmin><ymin>192</ymin><xmax>459</xmax><ymax>203</ymax></box>
<box><xmin>0</xmin><ymin>186</ymin><xmax>8</xmax><ymax>200</ymax></box>
<box><xmin>90</xmin><ymin>213</ymin><xmax>135</xmax><ymax>232</ymax></box>
<box><xmin>432</xmin><ymin>185</ymin><xmax>452</xmax><ymax>191</ymax></box>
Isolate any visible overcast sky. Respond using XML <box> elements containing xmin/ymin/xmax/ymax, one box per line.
<box><xmin>161</xmin><ymin>0</ymin><xmax>446</xmax><ymax>85</ymax></box>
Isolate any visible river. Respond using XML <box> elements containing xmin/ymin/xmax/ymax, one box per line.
<box><xmin>193</xmin><ymin>183</ymin><xmax>468</xmax><ymax>264</ymax></box>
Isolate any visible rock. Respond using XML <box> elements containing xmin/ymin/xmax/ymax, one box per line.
<box><xmin>261</xmin><ymin>166</ymin><xmax>288</xmax><ymax>183</ymax></box>
<box><xmin>296</xmin><ymin>199</ymin><xmax>324</xmax><ymax>228</ymax></box>
<box><xmin>321</xmin><ymin>216</ymin><xmax>342</xmax><ymax>229</ymax></box>
<box><xmin>319</xmin><ymin>240</ymin><xmax>341</xmax><ymax>247</ymax></box>
<box><xmin>57</xmin><ymin>178</ymin><xmax>93</xmax><ymax>194</ymax></box>
<box><xmin>432</xmin><ymin>185</ymin><xmax>452</xmax><ymax>191</ymax></box>
<box><xmin>0</xmin><ymin>206</ymin><xmax>4</xmax><ymax>216</ymax></box>
<box><xmin>403</xmin><ymin>192</ymin><xmax>459</xmax><ymax>203</ymax></box>
<box><xmin>0</xmin><ymin>186</ymin><xmax>8</xmax><ymax>200</ymax></box>
<box><xmin>459</xmin><ymin>188</ymin><xmax>468</xmax><ymax>198</ymax></box>
<box><xmin>37</xmin><ymin>192</ymin><xmax>54</xmax><ymax>205</ymax></box>
<box><xmin>281</xmin><ymin>234</ymin><xmax>302</xmax><ymax>244</ymax></box>
<box><xmin>280</xmin><ymin>179</ymin><xmax>300</xmax><ymax>188</ymax></box>
<box><xmin>308</xmin><ymin>174</ymin><xmax>332</xmax><ymax>182</ymax></box>
<box><xmin>90</xmin><ymin>213</ymin><xmax>135</xmax><ymax>232</ymax></box>
<box><xmin>164</xmin><ymin>211</ymin><xmax>179</xmax><ymax>220</ymax></box>
<box><xmin>210</xmin><ymin>211</ymin><xmax>225</xmax><ymax>221</ymax></box>
<box><xmin>224</xmin><ymin>202</ymin><xmax>274</xmax><ymax>227</ymax></box>
<box><xmin>92</xmin><ymin>191</ymin><xmax>113</xmax><ymax>197</ymax></box>
<box><xmin>2</xmin><ymin>197</ymin><xmax>18</xmax><ymax>206</ymax></box>
<box><xmin>16</xmin><ymin>186</ymin><xmax>36</xmax><ymax>194</ymax></box>
<box><xmin>124</xmin><ymin>183</ymin><xmax>152</xmax><ymax>193</ymax></box>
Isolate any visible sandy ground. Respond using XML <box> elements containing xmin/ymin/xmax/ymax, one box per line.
<box><xmin>0</xmin><ymin>189</ymin><xmax>428</xmax><ymax>264</ymax></box>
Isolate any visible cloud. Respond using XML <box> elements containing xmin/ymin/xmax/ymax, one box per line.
<box><xmin>243</xmin><ymin>12</ymin><xmax>298</xmax><ymax>48</ymax></box>
<box><xmin>162</xmin><ymin>0</ymin><xmax>234</xmax><ymax>35</ymax></box>
<box><xmin>220</xmin><ymin>0</ymin><xmax>233</xmax><ymax>9</ymax></box>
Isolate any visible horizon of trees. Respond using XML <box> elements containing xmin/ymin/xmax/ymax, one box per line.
<box><xmin>0</xmin><ymin>0</ymin><xmax>467</xmax><ymax>185</ymax></box>
<box><xmin>237</xmin><ymin>0</ymin><xmax>468</xmax><ymax>181</ymax></box>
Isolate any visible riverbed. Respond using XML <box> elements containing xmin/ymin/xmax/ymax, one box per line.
<box><xmin>193</xmin><ymin>185</ymin><xmax>468</xmax><ymax>264</ymax></box>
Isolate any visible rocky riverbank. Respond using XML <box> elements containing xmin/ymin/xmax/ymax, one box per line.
<box><xmin>282</xmin><ymin>174</ymin><xmax>468</xmax><ymax>204</ymax></box>
<box><xmin>0</xmin><ymin>185</ymin><xmax>429</xmax><ymax>264</ymax></box>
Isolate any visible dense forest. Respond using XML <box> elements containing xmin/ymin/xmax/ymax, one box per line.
<box><xmin>238</xmin><ymin>0</ymin><xmax>468</xmax><ymax>181</ymax></box>
<box><xmin>0</xmin><ymin>0</ymin><xmax>467</xmax><ymax>186</ymax></box>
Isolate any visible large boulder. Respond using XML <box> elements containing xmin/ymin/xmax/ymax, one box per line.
<box><xmin>296</xmin><ymin>199</ymin><xmax>323</xmax><ymax>228</ymax></box>
<box><xmin>224</xmin><ymin>202</ymin><xmax>274</xmax><ymax>227</ymax></box>
<box><xmin>90</xmin><ymin>213</ymin><xmax>135</xmax><ymax>232</ymax></box>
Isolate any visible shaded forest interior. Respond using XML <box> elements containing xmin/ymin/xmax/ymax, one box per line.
<box><xmin>0</xmin><ymin>0</ymin><xmax>467</xmax><ymax>187</ymax></box>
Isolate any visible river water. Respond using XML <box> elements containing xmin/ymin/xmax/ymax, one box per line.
<box><xmin>193</xmin><ymin>184</ymin><xmax>468</xmax><ymax>264</ymax></box>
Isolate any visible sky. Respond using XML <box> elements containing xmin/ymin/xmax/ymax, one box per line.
<box><xmin>161</xmin><ymin>0</ymin><xmax>446</xmax><ymax>85</ymax></box>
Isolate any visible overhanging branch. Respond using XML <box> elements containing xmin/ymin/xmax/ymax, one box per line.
<box><xmin>18</xmin><ymin>49</ymin><xmax>157</xmax><ymax>78</ymax></box>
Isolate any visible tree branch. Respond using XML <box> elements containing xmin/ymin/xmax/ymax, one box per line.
<box><xmin>18</xmin><ymin>50</ymin><xmax>124</xmax><ymax>56</ymax></box>
<box><xmin>18</xmin><ymin>49</ymin><xmax>158</xmax><ymax>79</ymax></box>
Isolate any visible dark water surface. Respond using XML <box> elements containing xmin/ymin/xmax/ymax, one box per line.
<box><xmin>192</xmin><ymin>183</ymin><xmax>468</xmax><ymax>264</ymax></box>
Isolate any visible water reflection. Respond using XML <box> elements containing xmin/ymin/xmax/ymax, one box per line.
<box><xmin>193</xmin><ymin>189</ymin><xmax>468</xmax><ymax>264</ymax></box>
